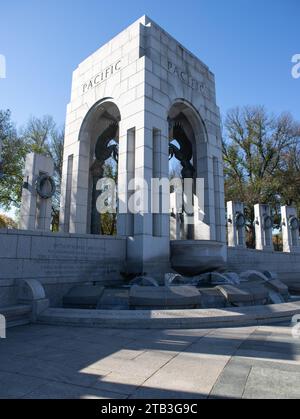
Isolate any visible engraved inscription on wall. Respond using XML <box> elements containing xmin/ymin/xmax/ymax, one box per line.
<box><xmin>167</xmin><ymin>61</ymin><xmax>211</xmax><ymax>99</ymax></box>
<box><xmin>82</xmin><ymin>60</ymin><xmax>122</xmax><ymax>94</ymax></box>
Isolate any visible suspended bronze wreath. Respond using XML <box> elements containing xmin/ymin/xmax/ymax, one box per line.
<box><xmin>35</xmin><ymin>174</ymin><xmax>56</xmax><ymax>199</ymax></box>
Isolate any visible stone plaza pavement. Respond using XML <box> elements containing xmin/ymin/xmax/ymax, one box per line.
<box><xmin>0</xmin><ymin>322</ymin><xmax>300</xmax><ymax>399</ymax></box>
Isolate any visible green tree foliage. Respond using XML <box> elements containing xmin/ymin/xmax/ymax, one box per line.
<box><xmin>0</xmin><ymin>111</ymin><xmax>64</xmax><ymax>230</ymax></box>
<box><xmin>0</xmin><ymin>110</ymin><xmax>29</xmax><ymax>209</ymax></box>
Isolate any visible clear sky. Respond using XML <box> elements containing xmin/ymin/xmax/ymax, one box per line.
<box><xmin>0</xmin><ymin>0</ymin><xmax>299</xmax><ymax>129</ymax></box>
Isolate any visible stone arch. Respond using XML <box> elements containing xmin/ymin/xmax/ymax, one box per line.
<box><xmin>78</xmin><ymin>99</ymin><xmax>121</xmax><ymax>234</ymax></box>
<box><xmin>78</xmin><ymin>98</ymin><xmax>121</xmax><ymax>144</ymax></box>
<box><xmin>167</xmin><ymin>99</ymin><xmax>208</xmax><ymax>143</ymax></box>
<box><xmin>168</xmin><ymin>100</ymin><xmax>211</xmax><ymax>240</ymax></box>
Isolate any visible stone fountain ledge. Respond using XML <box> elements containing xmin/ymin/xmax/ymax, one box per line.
<box><xmin>37</xmin><ymin>301</ymin><xmax>300</xmax><ymax>330</ymax></box>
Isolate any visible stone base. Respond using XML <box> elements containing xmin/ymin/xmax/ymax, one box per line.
<box><xmin>216</xmin><ymin>285</ymin><xmax>254</xmax><ymax>306</ymax></box>
<box><xmin>0</xmin><ymin>305</ymin><xmax>32</xmax><ymax>328</ymax></box>
<box><xmin>286</xmin><ymin>281</ymin><xmax>300</xmax><ymax>294</ymax></box>
<box><xmin>97</xmin><ymin>288</ymin><xmax>130</xmax><ymax>310</ymax></box>
<box><xmin>239</xmin><ymin>283</ymin><xmax>269</xmax><ymax>306</ymax></box>
<box><xmin>63</xmin><ymin>285</ymin><xmax>105</xmax><ymax>309</ymax></box>
<box><xmin>198</xmin><ymin>288</ymin><xmax>226</xmax><ymax>308</ymax></box>
<box><xmin>129</xmin><ymin>285</ymin><xmax>202</xmax><ymax>309</ymax></box>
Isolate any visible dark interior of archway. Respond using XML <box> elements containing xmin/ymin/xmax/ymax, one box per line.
<box><xmin>169</xmin><ymin>117</ymin><xmax>195</xmax><ymax>180</ymax></box>
<box><xmin>90</xmin><ymin>122</ymin><xmax>119</xmax><ymax>235</ymax></box>
<box><xmin>169</xmin><ymin>114</ymin><xmax>196</xmax><ymax>240</ymax></box>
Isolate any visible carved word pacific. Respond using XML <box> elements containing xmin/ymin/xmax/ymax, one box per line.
<box><xmin>82</xmin><ymin>60</ymin><xmax>122</xmax><ymax>93</ymax></box>
<box><xmin>167</xmin><ymin>61</ymin><xmax>210</xmax><ymax>98</ymax></box>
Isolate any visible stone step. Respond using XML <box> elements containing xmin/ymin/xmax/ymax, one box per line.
<box><xmin>37</xmin><ymin>301</ymin><xmax>300</xmax><ymax>330</ymax></box>
<box><xmin>0</xmin><ymin>305</ymin><xmax>32</xmax><ymax>328</ymax></box>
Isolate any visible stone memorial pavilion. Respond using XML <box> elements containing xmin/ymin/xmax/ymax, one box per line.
<box><xmin>1</xmin><ymin>16</ymin><xmax>300</xmax><ymax>328</ymax></box>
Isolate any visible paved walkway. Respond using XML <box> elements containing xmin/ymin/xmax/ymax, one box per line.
<box><xmin>0</xmin><ymin>322</ymin><xmax>300</xmax><ymax>399</ymax></box>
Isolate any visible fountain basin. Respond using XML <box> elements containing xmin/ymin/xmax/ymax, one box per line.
<box><xmin>171</xmin><ymin>240</ymin><xmax>227</xmax><ymax>276</ymax></box>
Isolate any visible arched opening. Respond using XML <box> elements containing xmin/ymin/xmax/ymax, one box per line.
<box><xmin>83</xmin><ymin>101</ymin><xmax>121</xmax><ymax>235</ymax></box>
<box><xmin>168</xmin><ymin>101</ymin><xmax>205</xmax><ymax>240</ymax></box>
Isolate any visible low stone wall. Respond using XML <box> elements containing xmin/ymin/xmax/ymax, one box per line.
<box><xmin>227</xmin><ymin>247</ymin><xmax>300</xmax><ymax>284</ymax></box>
<box><xmin>0</xmin><ymin>229</ymin><xmax>126</xmax><ymax>308</ymax></box>
<box><xmin>1</xmin><ymin>231</ymin><xmax>299</xmax><ymax>309</ymax></box>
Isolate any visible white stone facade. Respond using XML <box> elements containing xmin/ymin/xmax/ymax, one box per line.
<box><xmin>254</xmin><ymin>204</ymin><xmax>273</xmax><ymax>251</ymax></box>
<box><xmin>227</xmin><ymin>201</ymin><xmax>246</xmax><ymax>248</ymax></box>
<box><xmin>281</xmin><ymin>206</ymin><xmax>300</xmax><ymax>253</ymax></box>
<box><xmin>59</xmin><ymin>16</ymin><xmax>226</xmax><ymax>274</ymax></box>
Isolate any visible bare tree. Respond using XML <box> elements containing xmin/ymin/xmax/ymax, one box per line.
<box><xmin>223</xmin><ymin>106</ymin><xmax>300</xmax><ymax>246</ymax></box>
<box><xmin>22</xmin><ymin>115</ymin><xmax>64</xmax><ymax>231</ymax></box>
<box><xmin>21</xmin><ymin>115</ymin><xmax>56</xmax><ymax>153</ymax></box>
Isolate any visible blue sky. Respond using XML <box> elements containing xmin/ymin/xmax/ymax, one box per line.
<box><xmin>0</xmin><ymin>0</ymin><xmax>299</xmax><ymax>129</ymax></box>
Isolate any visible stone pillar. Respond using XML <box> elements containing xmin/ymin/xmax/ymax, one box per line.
<box><xmin>126</xmin><ymin>124</ymin><xmax>170</xmax><ymax>277</ymax></box>
<box><xmin>63</xmin><ymin>140</ymin><xmax>89</xmax><ymax>235</ymax></box>
<box><xmin>195</xmin><ymin>142</ymin><xmax>212</xmax><ymax>241</ymax></box>
<box><xmin>117</xmin><ymin>124</ymin><xmax>136</xmax><ymax>237</ymax></box>
<box><xmin>227</xmin><ymin>201</ymin><xmax>246</xmax><ymax>247</ymax></box>
<box><xmin>281</xmin><ymin>206</ymin><xmax>300</xmax><ymax>253</ymax></box>
<box><xmin>170</xmin><ymin>191</ymin><xmax>181</xmax><ymax>240</ymax></box>
<box><xmin>19</xmin><ymin>153</ymin><xmax>55</xmax><ymax>231</ymax></box>
<box><xmin>254</xmin><ymin>204</ymin><xmax>273</xmax><ymax>251</ymax></box>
